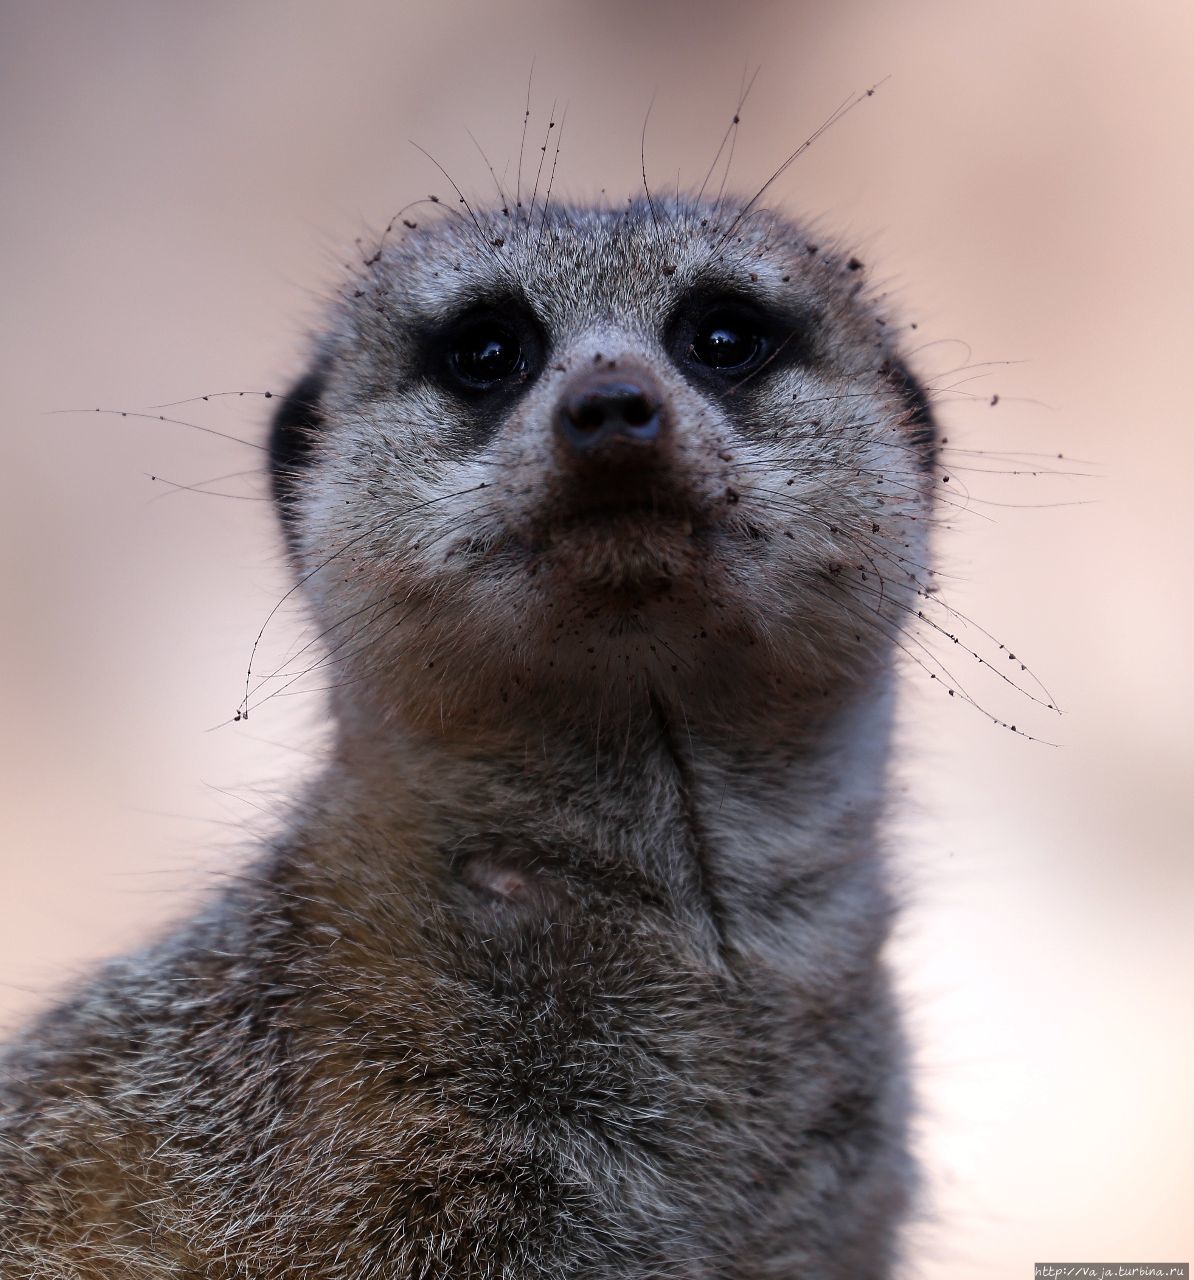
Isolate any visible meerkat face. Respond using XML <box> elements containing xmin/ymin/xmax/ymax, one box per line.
<box><xmin>270</xmin><ymin>198</ymin><xmax>936</xmax><ymax>727</ymax></box>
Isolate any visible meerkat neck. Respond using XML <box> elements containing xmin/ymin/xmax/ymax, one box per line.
<box><xmin>291</xmin><ymin>676</ymin><xmax>896</xmax><ymax>959</ymax></box>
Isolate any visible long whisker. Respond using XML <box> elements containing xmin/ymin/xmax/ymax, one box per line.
<box><xmin>715</xmin><ymin>79</ymin><xmax>888</xmax><ymax>256</ymax></box>
<box><xmin>698</xmin><ymin>64</ymin><xmax>759</xmax><ymax>209</ymax></box>
<box><xmin>515</xmin><ymin>61</ymin><xmax>534</xmax><ymax>210</ymax></box>
<box><xmin>235</xmin><ymin>483</ymin><xmax>488</xmax><ymax>723</ymax></box>
<box><xmin>50</xmin><ymin>407</ymin><xmax>265</xmax><ymax>453</ymax></box>
<box><xmin>743</xmin><ymin>488</ymin><xmax>1059</xmax><ymax>712</ymax></box>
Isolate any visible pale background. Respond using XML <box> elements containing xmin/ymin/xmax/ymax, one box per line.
<box><xmin>2</xmin><ymin>1</ymin><xmax>1191</xmax><ymax>1273</ymax></box>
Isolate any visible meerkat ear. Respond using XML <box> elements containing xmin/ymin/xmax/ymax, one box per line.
<box><xmin>268</xmin><ymin>363</ymin><xmax>328</xmax><ymax>550</ymax></box>
<box><xmin>881</xmin><ymin>358</ymin><xmax>938</xmax><ymax>470</ymax></box>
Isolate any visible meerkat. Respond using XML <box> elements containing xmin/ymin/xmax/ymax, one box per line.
<box><xmin>0</xmin><ymin>193</ymin><xmax>938</xmax><ymax>1278</ymax></box>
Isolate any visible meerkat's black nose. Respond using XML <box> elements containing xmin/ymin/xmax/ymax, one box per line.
<box><xmin>556</xmin><ymin>375</ymin><xmax>665</xmax><ymax>458</ymax></box>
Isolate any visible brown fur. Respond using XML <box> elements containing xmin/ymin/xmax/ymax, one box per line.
<box><xmin>1</xmin><ymin>197</ymin><xmax>935</xmax><ymax>1277</ymax></box>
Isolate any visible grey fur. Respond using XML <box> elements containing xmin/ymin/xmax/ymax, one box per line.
<box><xmin>1</xmin><ymin>197</ymin><xmax>935</xmax><ymax>1277</ymax></box>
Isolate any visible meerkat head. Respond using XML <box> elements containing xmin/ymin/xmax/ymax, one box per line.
<box><xmin>269</xmin><ymin>197</ymin><xmax>936</xmax><ymax>734</ymax></box>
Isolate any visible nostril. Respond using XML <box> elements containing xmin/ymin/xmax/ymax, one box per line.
<box><xmin>574</xmin><ymin>400</ymin><xmax>608</xmax><ymax>432</ymax></box>
<box><xmin>620</xmin><ymin>394</ymin><xmax>653</xmax><ymax>428</ymax></box>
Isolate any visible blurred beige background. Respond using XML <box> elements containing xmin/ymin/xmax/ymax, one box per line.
<box><xmin>2</xmin><ymin>0</ymin><xmax>1191</xmax><ymax>1273</ymax></box>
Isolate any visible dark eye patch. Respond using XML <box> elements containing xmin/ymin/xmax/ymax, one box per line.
<box><xmin>430</xmin><ymin>299</ymin><xmax>547</xmax><ymax>404</ymax></box>
<box><xmin>666</xmin><ymin>290</ymin><xmax>817</xmax><ymax>390</ymax></box>
<box><xmin>690</xmin><ymin>310</ymin><xmax>766</xmax><ymax>371</ymax></box>
<box><xmin>269</xmin><ymin>363</ymin><xmax>328</xmax><ymax>553</ymax></box>
<box><xmin>880</xmin><ymin>359</ymin><xmax>938</xmax><ymax>471</ymax></box>
<box><xmin>448</xmin><ymin>319</ymin><xmax>524</xmax><ymax>388</ymax></box>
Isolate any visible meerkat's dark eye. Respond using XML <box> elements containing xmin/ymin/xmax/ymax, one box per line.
<box><xmin>689</xmin><ymin>311</ymin><xmax>767</xmax><ymax>372</ymax></box>
<box><xmin>447</xmin><ymin>321</ymin><xmax>525</xmax><ymax>390</ymax></box>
